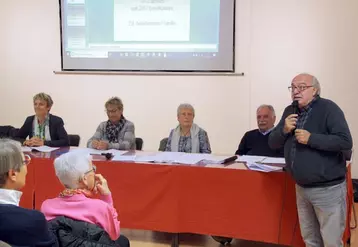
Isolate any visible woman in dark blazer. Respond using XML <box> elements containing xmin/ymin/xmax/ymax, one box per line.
<box><xmin>16</xmin><ymin>93</ymin><xmax>69</xmax><ymax>147</ymax></box>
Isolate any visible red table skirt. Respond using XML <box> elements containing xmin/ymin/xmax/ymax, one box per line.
<box><xmin>21</xmin><ymin>158</ymin><xmax>353</xmax><ymax>246</ymax></box>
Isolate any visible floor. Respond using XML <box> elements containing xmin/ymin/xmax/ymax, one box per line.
<box><xmin>122</xmin><ymin>203</ymin><xmax>358</xmax><ymax>247</ymax></box>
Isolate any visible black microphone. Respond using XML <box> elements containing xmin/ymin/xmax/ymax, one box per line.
<box><xmin>291</xmin><ymin>100</ymin><xmax>299</xmax><ymax>134</ymax></box>
<box><xmin>291</xmin><ymin>100</ymin><xmax>299</xmax><ymax>114</ymax></box>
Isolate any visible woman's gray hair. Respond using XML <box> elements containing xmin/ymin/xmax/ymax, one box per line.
<box><xmin>177</xmin><ymin>103</ymin><xmax>195</xmax><ymax>117</ymax></box>
<box><xmin>54</xmin><ymin>151</ymin><xmax>92</xmax><ymax>189</ymax></box>
<box><xmin>0</xmin><ymin>139</ymin><xmax>24</xmax><ymax>188</ymax></box>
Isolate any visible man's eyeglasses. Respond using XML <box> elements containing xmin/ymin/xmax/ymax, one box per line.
<box><xmin>84</xmin><ymin>165</ymin><xmax>96</xmax><ymax>175</ymax></box>
<box><xmin>23</xmin><ymin>154</ymin><xmax>31</xmax><ymax>166</ymax></box>
<box><xmin>288</xmin><ymin>85</ymin><xmax>313</xmax><ymax>92</ymax></box>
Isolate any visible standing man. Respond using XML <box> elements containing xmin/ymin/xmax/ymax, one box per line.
<box><xmin>269</xmin><ymin>73</ymin><xmax>352</xmax><ymax>247</ymax></box>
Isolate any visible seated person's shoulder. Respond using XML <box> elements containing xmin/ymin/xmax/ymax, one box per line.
<box><xmin>124</xmin><ymin>119</ymin><xmax>135</xmax><ymax>128</ymax></box>
<box><xmin>49</xmin><ymin>114</ymin><xmax>65</xmax><ymax>123</ymax></box>
<box><xmin>247</xmin><ymin>129</ymin><xmax>259</xmax><ymax>134</ymax></box>
<box><xmin>0</xmin><ymin>205</ymin><xmax>47</xmax><ymax>229</ymax></box>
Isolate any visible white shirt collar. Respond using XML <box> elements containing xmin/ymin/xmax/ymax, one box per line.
<box><xmin>259</xmin><ymin>127</ymin><xmax>275</xmax><ymax>136</ymax></box>
<box><xmin>0</xmin><ymin>189</ymin><xmax>22</xmax><ymax>206</ymax></box>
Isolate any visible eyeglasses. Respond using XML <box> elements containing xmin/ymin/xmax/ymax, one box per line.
<box><xmin>105</xmin><ymin>109</ymin><xmax>119</xmax><ymax>114</ymax></box>
<box><xmin>23</xmin><ymin>154</ymin><xmax>31</xmax><ymax>166</ymax></box>
<box><xmin>84</xmin><ymin>165</ymin><xmax>96</xmax><ymax>175</ymax></box>
<box><xmin>288</xmin><ymin>85</ymin><xmax>313</xmax><ymax>92</ymax></box>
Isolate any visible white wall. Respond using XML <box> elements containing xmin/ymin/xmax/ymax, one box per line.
<box><xmin>1</xmin><ymin>0</ymin><xmax>357</xmax><ymax>176</ymax></box>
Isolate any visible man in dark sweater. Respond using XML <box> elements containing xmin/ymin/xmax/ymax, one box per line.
<box><xmin>236</xmin><ymin>104</ymin><xmax>284</xmax><ymax>157</ymax></box>
<box><xmin>269</xmin><ymin>73</ymin><xmax>352</xmax><ymax>247</ymax></box>
<box><xmin>0</xmin><ymin>139</ymin><xmax>58</xmax><ymax>246</ymax></box>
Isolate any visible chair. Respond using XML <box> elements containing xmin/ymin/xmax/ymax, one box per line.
<box><xmin>0</xmin><ymin>126</ymin><xmax>15</xmax><ymax>138</ymax></box>
<box><xmin>135</xmin><ymin>138</ymin><xmax>143</xmax><ymax>151</ymax></box>
<box><xmin>68</xmin><ymin>134</ymin><xmax>80</xmax><ymax>147</ymax></box>
<box><xmin>158</xmin><ymin>137</ymin><xmax>168</xmax><ymax>151</ymax></box>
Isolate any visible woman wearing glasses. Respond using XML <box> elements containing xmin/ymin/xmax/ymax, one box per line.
<box><xmin>41</xmin><ymin>151</ymin><xmax>129</xmax><ymax>247</ymax></box>
<box><xmin>0</xmin><ymin>139</ymin><xmax>58</xmax><ymax>246</ymax></box>
<box><xmin>87</xmin><ymin>97</ymin><xmax>136</xmax><ymax>150</ymax></box>
<box><xmin>15</xmin><ymin>92</ymin><xmax>69</xmax><ymax>147</ymax></box>
<box><xmin>165</xmin><ymin>103</ymin><xmax>211</xmax><ymax>153</ymax></box>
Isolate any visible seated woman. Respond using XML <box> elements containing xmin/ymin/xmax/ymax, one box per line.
<box><xmin>16</xmin><ymin>93</ymin><xmax>69</xmax><ymax>147</ymax></box>
<box><xmin>165</xmin><ymin>103</ymin><xmax>211</xmax><ymax>153</ymax></box>
<box><xmin>0</xmin><ymin>139</ymin><xmax>58</xmax><ymax>246</ymax></box>
<box><xmin>40</xmin><ymin>152</ymin><xmax>129</xmax><ymax>247</ymax></box>
<box><xmin>87</xmin><ymin>97</ymin><xmax>135</xmax><ymax>150</ymax></box>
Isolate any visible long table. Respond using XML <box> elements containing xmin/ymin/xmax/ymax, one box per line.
<box><xmin>20</xmin><ymin>151</ymin><xmax>354</xmax><ymax>246</ymax></box>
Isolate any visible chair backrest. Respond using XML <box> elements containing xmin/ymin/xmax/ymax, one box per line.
<box><xmin>135</xmin><ymin>137</ymin><xmax>143</xmax><ymax>151</ymax></box>
<box><xmin>0</xmin><ymin>126</ymin><xmax>15</xmax><ymax>138</ymax></box>
<box><xmin>68</xmin><ymin>134</ymin><xmax>80</xmax><ymax>147</ymax></box>
<box><xmin>158</xmin><ymin>137</ymin><xmax>168</xmax><ymax>151</ymax></box>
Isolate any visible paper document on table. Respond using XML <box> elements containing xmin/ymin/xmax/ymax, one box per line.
<box><xmin>246</xmin><ymin>162</ymin><xmax>283</xmax><ymax>172</ymax></box>
<box><xmin>200</xmin><ymin>155</ymin><xmax>237</xmax><ymax>164</ymax></box>
<box><xmin>30</xmin><ymin>146</ymin><xmax>60</xmax><ymax>153</ymax></box>
<box><xmin>21</xmin><ymin>146</ymin><xmax>32</xmax><ymax>152</ymax></box>
<box><xmin>71</xmin><ymin>148</ymin><xmax>128</xmax><ymax>156</ymax></box>
<box><xmin>237</xmin><ymin>155</ymin><xmax>285</xmax><ymax>165</ymax></box>
<box><xmin>112</xmin><ymin>154</ymin><xmax>136</xmax><ymax>162</ymax></box>
<box><xmin>259</xmin><ymin>157</ymin><xmax>286</xmax><ymax>164</ymax></box>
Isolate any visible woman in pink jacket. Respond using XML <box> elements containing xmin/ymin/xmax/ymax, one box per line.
<box><xmin>41</xmin><ymin>151</ymin><xmax>129</xmax><ymax>246</ymax></box>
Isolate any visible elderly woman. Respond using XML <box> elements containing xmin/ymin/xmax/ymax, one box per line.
<box><xmin>0</xmin><ymin>139</ymin><xmax>58</xmax><ymax>246</ymax></box>
<box><xmin>87</xmin><ymin>97</ymin><xmax>136</xmax><ymax>150</ymax></box>
<box><xmin>16</xmin><ymin>93</ymin><xmax>69</xmax><ymax>147</ymax></box>
<box><xmin>165</xmin><ymin>103</ymin><xmax>211</xmax><ymax>153</ymax></box>
<box><xmin>41</xmin><ymin>152</ymin><xmax>129</xmax><ymax>246</ymax></box>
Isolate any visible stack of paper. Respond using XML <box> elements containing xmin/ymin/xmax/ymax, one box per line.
<box><xmin>21</xmin><ymin>146</ymin><xmax>60</xmax><ymax>153</ymax></box>
<box><xmin>237</xmin><ymin>155</ymin><xmax>285</xmax><ymax>173</ymax></box>
<box><xmin>109</xmin><ymin>152</ymin><xmax>237</xmax><ymax>165</ymax></box>
<box><xmin>246</xmin><ymin>163</ymin><xmax>283</xmax><ymax>172</ymax></box>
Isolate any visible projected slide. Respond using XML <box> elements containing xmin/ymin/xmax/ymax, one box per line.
<box><xmin>114</xmin><ymin>0</ymin><xmax>191</xmax><ymax>42</ymax></box>
<box><xmin>60</xmin><ymin>0</ymin><xmax>235</xmax><ymax>72</ymax></box>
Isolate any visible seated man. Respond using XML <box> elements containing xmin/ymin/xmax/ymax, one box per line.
<box><xmin>235</xmin><ymin>104</ymin><xmax>284</xmax><ymax>157</ymax></box>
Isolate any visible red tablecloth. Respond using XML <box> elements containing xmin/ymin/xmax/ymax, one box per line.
<box><xmin>21</xmin><ymin>156</ymin><xmax>352</xmax><ymax>247</ymax></box>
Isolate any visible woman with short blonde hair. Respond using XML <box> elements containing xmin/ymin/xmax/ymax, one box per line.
<box><xmin>16</xmin><ymin>92</ymin><xmax>69</xmax><ymax>147</ymax></box>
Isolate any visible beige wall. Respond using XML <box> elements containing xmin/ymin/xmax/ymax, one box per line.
<box><xmin>1</xmin><ymin>0</ymin><xmax>357</xmax><ymax>176</ymax></box>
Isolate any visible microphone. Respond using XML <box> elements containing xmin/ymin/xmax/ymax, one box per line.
<box><xmin>291</xmin><ymin>100</ymin><xmax>299</xmax><ymax>114</ymax></box>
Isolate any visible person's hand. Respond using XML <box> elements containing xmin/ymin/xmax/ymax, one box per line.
<box><xmin>95</xmin><ymin>174</ymin><xmax>111</xmax><ymax>195</ymax></box>
<box><xmin>283</xmin><ymin>114</ymin><xmax>298</xmax><ymax>134</ymax></box>
<box><xmin>31</xmin><ymin>137</ymin><xmax>44</xmax><ymax>147</ymax></box>
<box><xmin>97</xmin><ymin>141</ymin><xmax>109</xmax><ymax>150</ymax></box>
<box><xmin>23</xmin><ymin>139</ymin><xmax>33</xmax><ymax>146</ymax></box>
<box><xmin>92</xmin><ymin>140</ymin><xmax>99</xmax><ymax>149</ymax></box>
<box><xmin>295</xmin><ymin>129</ymin><xmax>311</xmax><ymax>145</ymax></box>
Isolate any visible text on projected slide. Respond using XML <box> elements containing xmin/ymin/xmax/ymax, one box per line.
<box><xmin>114</xmin><ymin>0</ymin><xmax>191</xmax><ymax>42</ymax></box>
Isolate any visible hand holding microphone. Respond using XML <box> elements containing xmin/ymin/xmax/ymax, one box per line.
<box><xmin>284</xmin><ymin>114</ymin><xmax>298</xmax><ymax>134</ymax></box>
<box><xmin>283</xmin><ymin>100</ymin><xmax>299</xmax><ymax>134</ymax></box>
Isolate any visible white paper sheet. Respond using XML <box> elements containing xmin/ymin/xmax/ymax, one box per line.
<box><xmin>21</xmin><ymin>146</ymin><xmax>32</xmax><ymax>152</ymax></box>
<box><xmin>30</xmin><ymin>146</ymin><xmax>60</xmax><ymax>153</ymax></box>
<box><xmin>237</xmin><ymin>155</ymin><xmax>285</xmax><ymax>165</ymax></box>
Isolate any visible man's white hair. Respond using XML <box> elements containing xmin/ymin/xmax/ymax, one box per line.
<box><xmin>257</xmin><ymin>104</ymin><xmax>276</xmax><ymax>117</ymax></box>
<box><xmin>54</xmin><ymin>151</ymin><xmax>92</xmax><ymax>189</ymax></box>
